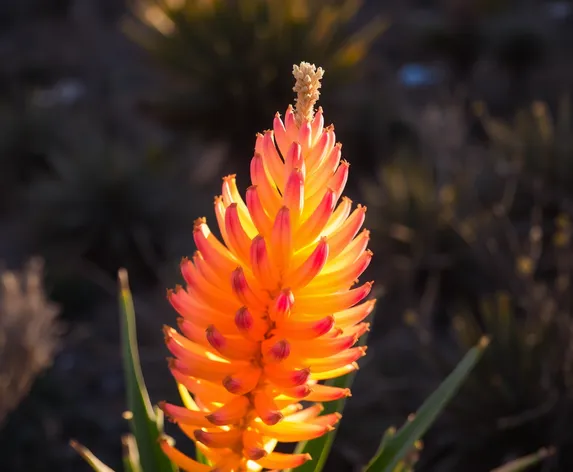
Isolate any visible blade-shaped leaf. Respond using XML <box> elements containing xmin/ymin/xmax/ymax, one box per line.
<box><xmin>491</xmin><ymin>447</ymin><xmax>555</xmax><ymax>472</ymax></box>
<box><xmin>154</xmin><ymin>405</ymin><xmax>166</xmax><ymax>433</ymax></box>
<box><xmin>122</xmin><ymin>434</ymin><xmax>142</xmax><ymax>472</ymax></box>
<box><xmin>119</xmin><ymin>269</ymin><xmax>178</xmax><ymax>472</ymax></box>
<box><xmin>195</xmin><ymin>449</ymin><xmax>209</xmax><ymax>466</ymax></box>
<box><xmin>287</xmin><ymin>312</ymin><xmax>376</xmax><ymax>472</ymax></box>
<box><xmin>70</xmin><ymin>440</ymin><xmax>115</xmax><ymax>472</ymax></box>
<box><xmin>364</xmin><ymin>337</ymin><xmax>489</xmax><ymax>472</ymax></box>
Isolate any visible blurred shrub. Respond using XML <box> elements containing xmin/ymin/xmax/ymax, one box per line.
<box><xmin>360</xmin><ymin>108</ymin><xmax>493</xmax><ymax>327</ymax></box>
<box><xmin>404</xmin><ymin>175</ymin><xmax>573</xmax><ymax>471</ymax></box>
<box><xmin>359</xmin><ymin>95</ymin><xmax>573</xmax><ymax>470</ymax></box>
<box><xmin>363</xmin><ymin>93</ymin><xmax>573</xmax><ymax>310</ymax></box>
<box><xmin>0</xmin><ymin>258</ymin><xmax>61</xmax><ymax>426</ymax></box>
<box><xmin>362</xmin><ymin>153</ymin><xmax>457</xmax><ymax>276</ymax></box>
<box><xmin>124</xmin><ymin>0</ymin><xmax>385</xmax><ymax>177</ymax></box>
<box><xmin>25</xmin><ymin>112</ymin><xmax>200</xmax><ymax>296</ymax></box>
<box><xmin>480</xmin><ymin>98</ymin><xmax>573</xmax><ymax>200</ymax></box>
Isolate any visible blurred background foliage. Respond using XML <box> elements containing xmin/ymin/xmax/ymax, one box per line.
<box><xmin>124</xmin><ymin>0</ymin><xmax>386</xmax><ymax>183</ymax></box>
<box><xmin>1</xmin><ymin>0</ymin><xmax>573</xmax><ymax>471</ymax></box>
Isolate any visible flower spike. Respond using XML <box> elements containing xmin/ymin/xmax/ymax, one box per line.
<box><xmin>162</xmin><ymin>62</ymin><xmax>375</xmax><ymax>471</ymax></box>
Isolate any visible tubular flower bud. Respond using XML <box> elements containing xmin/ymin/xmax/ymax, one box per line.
<box><xmin>162</xmin><ymin>62</ymin><xmax>375</xmax><ymax>471</ymax></box>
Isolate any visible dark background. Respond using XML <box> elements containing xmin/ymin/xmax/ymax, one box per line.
<box><xmin>1</xmin><ymin>0</ymin><xmax>573</xmax><ymax>471</ymax></box>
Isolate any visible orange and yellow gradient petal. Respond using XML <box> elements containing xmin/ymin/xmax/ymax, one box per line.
<box><xmin>162</xmin><ymin>63</ymin><xmax>375</xmax><ymax>471</ymax></box>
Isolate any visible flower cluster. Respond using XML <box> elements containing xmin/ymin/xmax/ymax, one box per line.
<box><xmin>160</xmin><ymin>62</ymin><xmax>375</xmax><ymax>471</ymax></box>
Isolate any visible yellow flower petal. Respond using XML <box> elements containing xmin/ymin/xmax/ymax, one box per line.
<box><xmin>194</xmin><ymin>428</ymin><xmax>243</xmax><ymax>449</ymax></box>
<box><xmin>222</xmin><ymin>364</ymin><xmax>262</xmax><ymax>395</ymax></box>
<box><xmin>245</xmin><ymin>186</ymin><xmax>273</xmax><ymax>237</ymax></box>
<box><xmin>256</xmin><ymin>451</ymin><xmax>312</xmax><ymax>469</ymax></box>
<box><xmin>253</xmin><ymin>390</ymin><xmax>284</xmax><ymax>425</ymax></box>
<box><xmin>159</xmin><ymin>402</ymin><xmax>212</xmax><ymax>427</ymax></box>
<box><xmin>159</xmin><ymin>439</ymin><xmax>211</xmax><ymax>472</ymax></box>
<box><xmin>206</xmin><ymin>395</ymin><xmax>251</xmax><ymax>426</ymax></box>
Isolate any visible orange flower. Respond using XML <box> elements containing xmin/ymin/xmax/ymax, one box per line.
<box><xmin>160</xmin><ymin>62</ymin><xmax>375</xmax><ymax>472</ymax></box>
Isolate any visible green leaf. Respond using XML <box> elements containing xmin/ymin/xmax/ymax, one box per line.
<box><xmin>195</xmin><ymin>449</ymin><xmax>209</xmax><ymax>466</ymax></box>
<box><xmin>70</xmin><ymin>440</ymin><xmax>115</xmax><ymax>472</ymax></box>
<box><xmin>154</xmin><ymin>405</ymin><xmax>166</xmax><ymax>433</ymax></box>
<box><xmin>287</xmin><ymin>311</ymin><xmax>375</xmax><ymax>472</ymax></box>
<box><xmin>376</xmin><ymin>427</ymin><xmax>397</xmax><ymax>455</ymax></box>
<box><xmin>122</xmin><ymin>434</ymin><xmax>142</xmax><ymax>472</ymax></box>
<box><xmin>119</xmin><ymin>269</ymin><xmax>178</xmax><ymax>472</ymax></box>
<box><xmin>490</xmin><ymin>447</ymin><xmax>555</xmax><ymax>472</ymax></box>
<box><xmin>364</xmin><ymin>337</ymin><xmax>490</xmax><ymax>472</ymax></box>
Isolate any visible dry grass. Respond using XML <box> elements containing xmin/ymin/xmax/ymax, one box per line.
<box><xmin>0</xmin><ymin>258</ymin><xmax>61</xmax><ymax>425</ymax></box>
